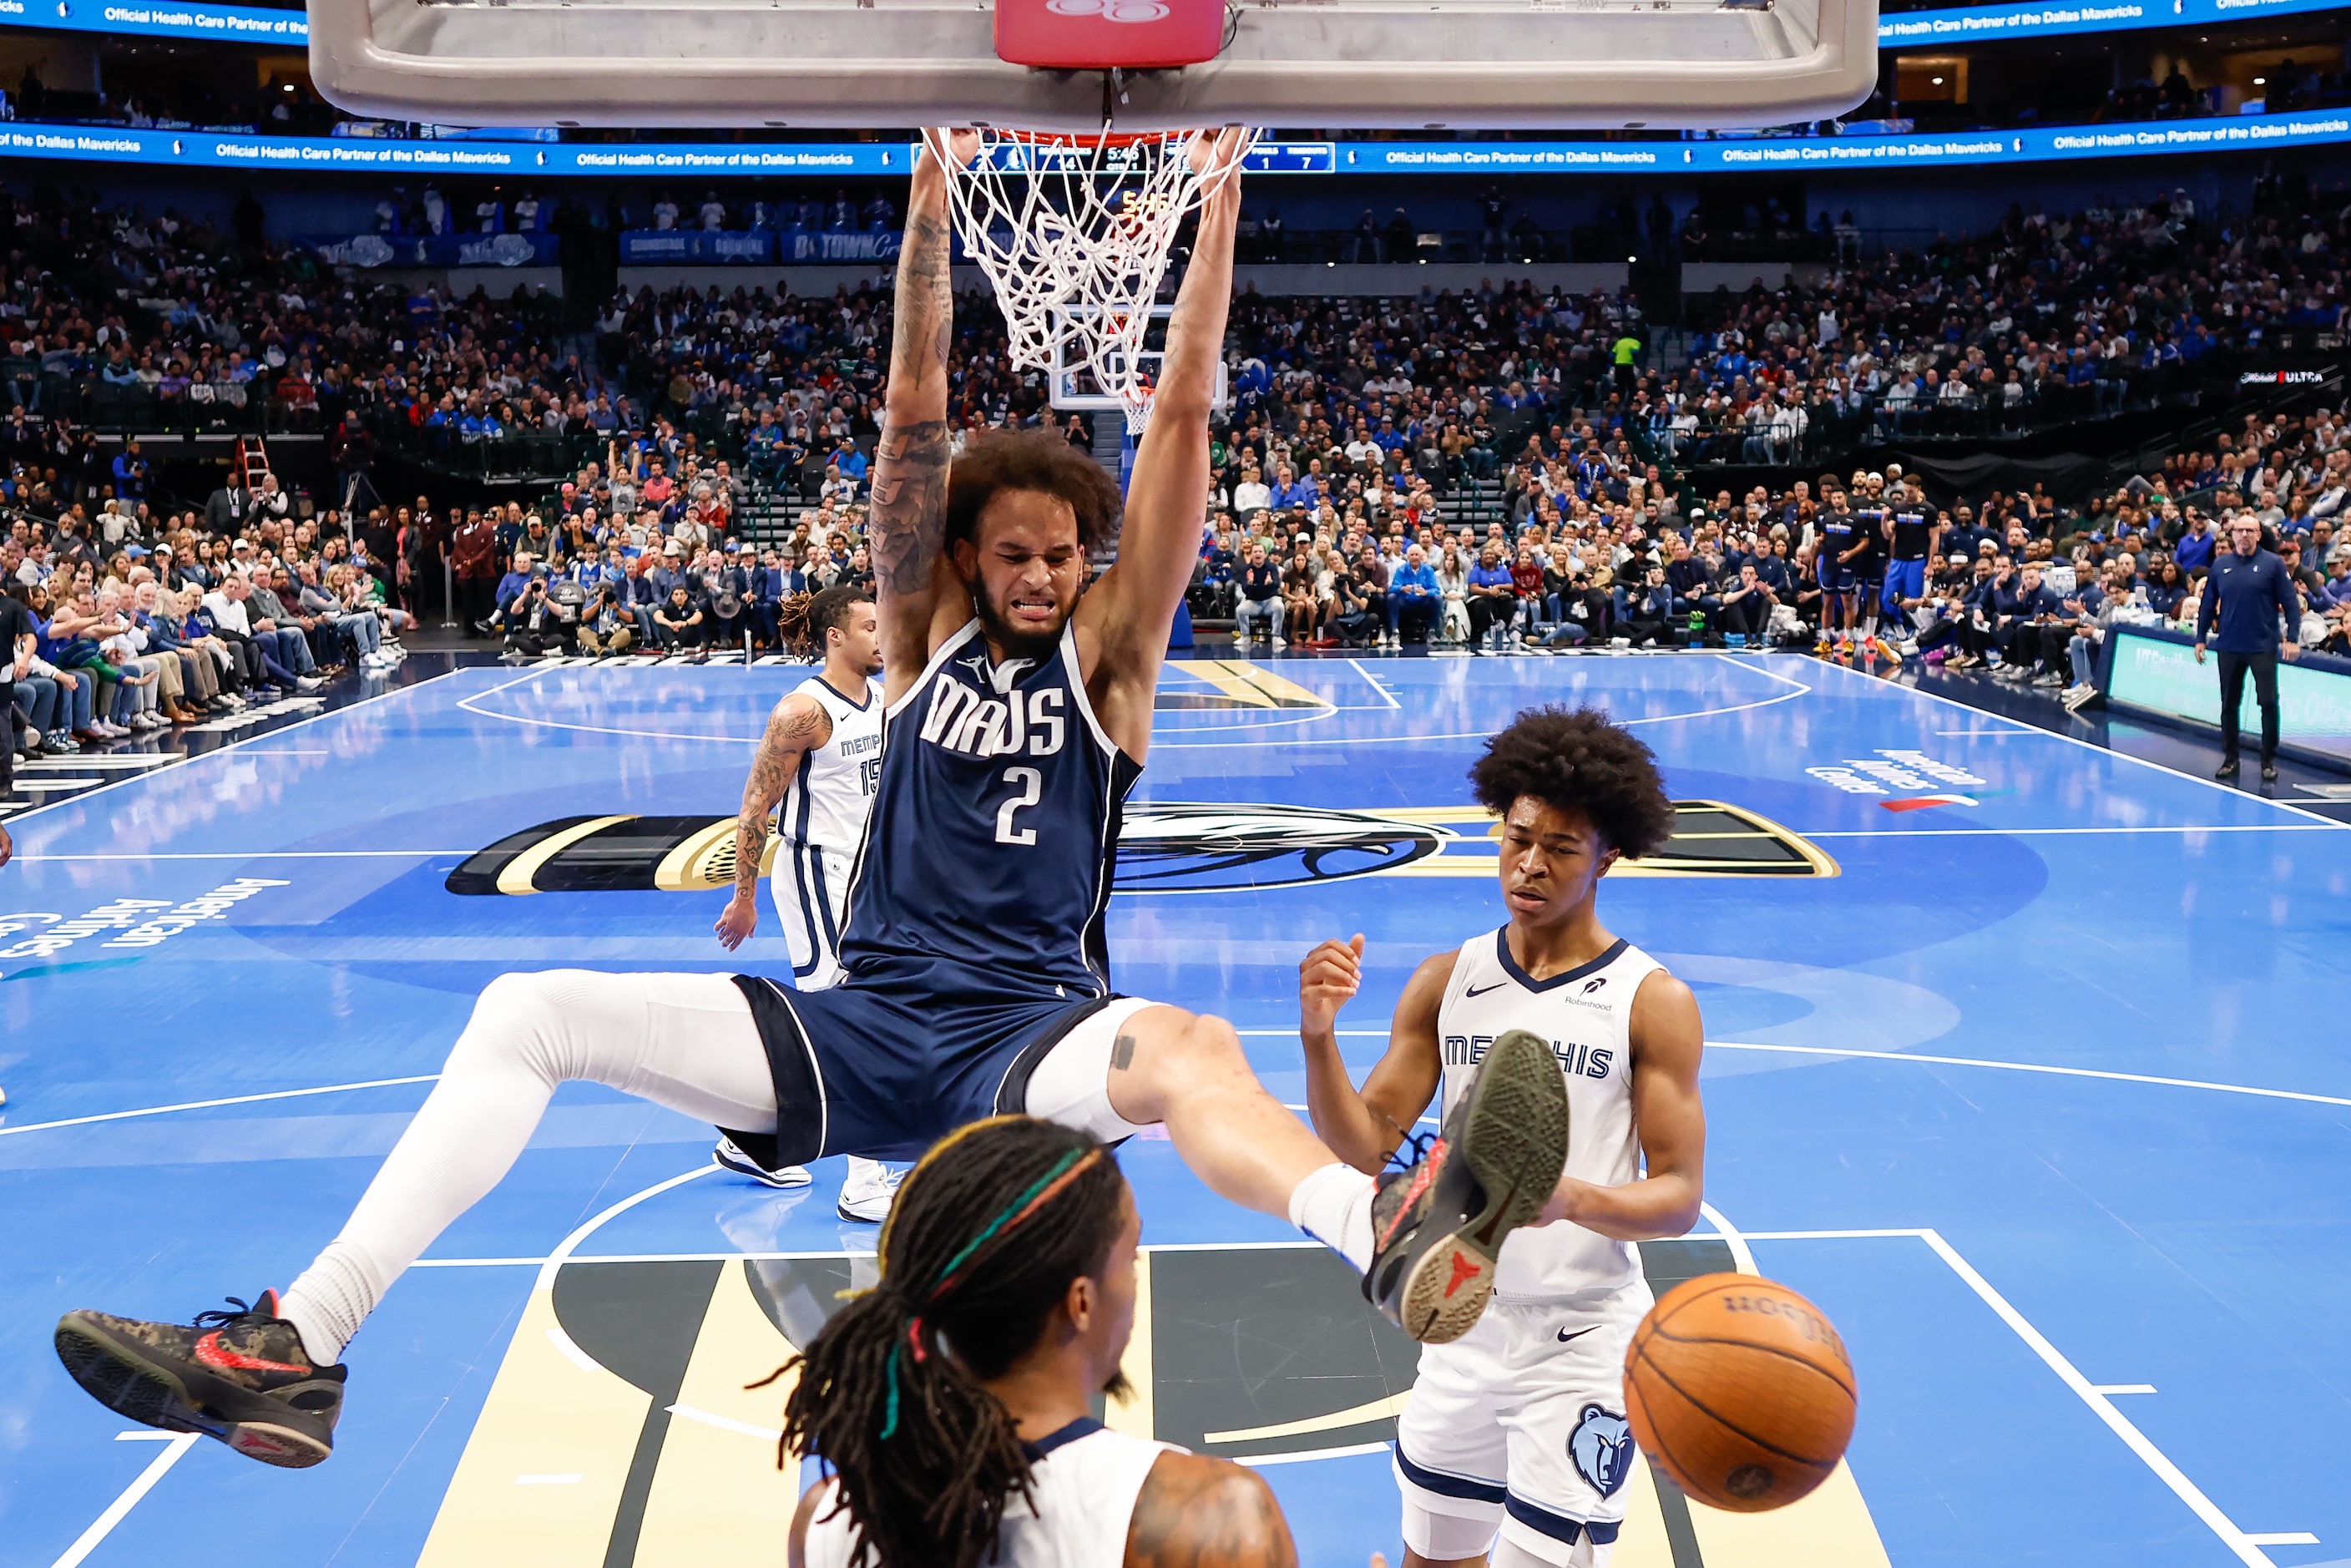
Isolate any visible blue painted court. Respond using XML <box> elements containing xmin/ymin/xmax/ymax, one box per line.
<box><xmin>4</xmin><ymin>651</ymin><xmax>2348</xmax><ymax>1568</ymax></box>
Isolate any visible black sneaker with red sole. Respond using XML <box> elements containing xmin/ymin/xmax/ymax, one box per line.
<box><xmin>1363</xmin><ymin>1028</ymin><xmax>1571</xmax><ymax>1344</ymax></box>
<box><xmin>54</xmin><ymin>1290</ymin><xmax>346</xmax><ymax>1467</ymax></box>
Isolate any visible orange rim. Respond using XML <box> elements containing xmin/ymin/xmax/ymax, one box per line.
<box><xmin>987</xmin><ymin>129</ymin><xmax>1185</xmax><ymax>149</ymax></box>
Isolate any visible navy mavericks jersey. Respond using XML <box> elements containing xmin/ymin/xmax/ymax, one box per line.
<box><xmin>837</xmin><ymin>618</ymin><xmax>1140</xmax><ymax>998</ymax></box>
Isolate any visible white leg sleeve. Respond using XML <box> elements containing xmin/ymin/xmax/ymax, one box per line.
<box><xmin>281</xmin><ymin>970</ymin><xmax>776</xmax><ymax>1363</ymax></box>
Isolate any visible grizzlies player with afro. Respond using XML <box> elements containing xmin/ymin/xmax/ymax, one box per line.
<box><xmin>1297</xmin><ymin>706</ymin><xmax>1706</xmax><ymax>1568</ymax></box>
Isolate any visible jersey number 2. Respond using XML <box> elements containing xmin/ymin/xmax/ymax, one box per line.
<box><xmin>994</xmin><ymin>766</ymin><xmax>1043</xmax><ymax>846</ymax></box>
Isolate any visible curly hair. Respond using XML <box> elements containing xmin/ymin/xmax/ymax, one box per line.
<box><xmin>1469</xmin><ymin>705</ymin><xmax>1677</xmax><ymax>860</ymax></box>
<box><xmin>946</xmin><ymin>427</ymin><xmax>1122</xmax><ymax>554</ymax></box>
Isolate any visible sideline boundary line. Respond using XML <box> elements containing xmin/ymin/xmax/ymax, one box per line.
<box><xmin>1816</xmin><ymin>657</ymin><xmax>2347</xmax><ymax>831</ymax></box>
<box><xmin>5</xmin><ymin>668</ymin><xmax>465</xmax><ymax>832</ymax></box>
<box><xmin>1699</xmin><ymin>1227</ymin><xmax>2294</xmax><ymax>1567</ymax></box>
<box><xmin>0</xmin><ymin>1075</ymin><xmax>442</xmax><ymax>1138</ymax></box>
<box><xmin>1239</xmin><ymin>1031</ymin><xmax>2351</xmax><ymax>1108</ymax></box>
<box><xmin>12</xmin><ymin>1029</ymin><xmax>2350</xmax><ymax>1144</ymax></box>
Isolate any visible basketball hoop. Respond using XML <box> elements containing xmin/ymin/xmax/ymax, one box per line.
<box><xmin>924</xmin><ymin>126</ymin><xmax>1257</xmax><ymax>435</ymax></box>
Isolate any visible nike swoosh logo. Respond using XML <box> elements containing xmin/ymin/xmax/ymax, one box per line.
<box><xmin>1464</xmin><ymin>982</ymin><xmax>1509</xmax><ymax>999</ymax></box>
<box><xmin>192</xmin><ymin>1332</ymin><xmax>310</xmax><ymax>1376</ymax></box>
<box><xmin>1558</xmin><ymin>1325</ymin><xmax>1598</xmax><ymax>1344</ymax></box>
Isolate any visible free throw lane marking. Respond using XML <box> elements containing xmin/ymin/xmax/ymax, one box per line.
<box><xmin>633</xmin><ymin>1262</ymin><xmax>804</xmax><ymax>1568</ymax></box>
<box><xmin>416</xmin><ymin>1288</ymin><xmax>648</xmax><ymax>1568</ymax></box>
<box><xmin>47</xmin><ymin>1434</ymin><xmax>200</xmax><ymax>1568</ymax></box>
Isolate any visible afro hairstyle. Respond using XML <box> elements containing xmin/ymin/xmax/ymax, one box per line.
<box><xmin>1469</xmin><ymin>705</ymin><xmax>1676</xmax><ymax>861</ymax></box>
<box><xmin>946</xmin><ymin>427</ymin><xmax>1123</xmax><ymax>555</ymax></box>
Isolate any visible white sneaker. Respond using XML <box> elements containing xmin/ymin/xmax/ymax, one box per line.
<box><xmin>295</xmin><ymin>675</ymin><xmax>323</xmax><ymax>693</ymax></box>
<box><xmin>1270</xmin><ymin>636</ymin><xmax>1287</xmax><ymax>650</ymax></box>
<box><xmin>710</xmin><ymin>1135</ymin><xmax>813</xmax><ymax>1188</ymax></box>
<box><xmin>837</xmin><ymin>1156</ymin><xmax>909</xmax><ymax>1223</ymax></box>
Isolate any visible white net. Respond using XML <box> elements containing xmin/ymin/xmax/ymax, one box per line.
<box><xmin>923</xmin><ymin>126</ymin><xmax>1257</xmax><ymax>434</ymax></box>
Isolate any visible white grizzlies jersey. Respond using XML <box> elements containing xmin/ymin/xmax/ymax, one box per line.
<box><xmin>769</xmin><ymin>673</ymin><xmax>882</xmax><ymax>986</ymax></box>
<box><xmin>1437</xmin><ymin>930</ymin><xmax>1662</xmax><ymax>1302</ymax></box>
<box><xmin>801</xmin><ymin>1419</ymin><xmax>1174</xmax><ymax>1568</ymax></box>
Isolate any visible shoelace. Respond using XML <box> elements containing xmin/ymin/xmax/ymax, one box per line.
<box><xmin>192</xmin><ymin>1297</ymin><xmax>264</xmax><ymax>1329</ymax></box>
<box><xmin>1384</xmin><ymin>1124</ymin><xmax>1439</xmax><ymax>1176</ymax></box>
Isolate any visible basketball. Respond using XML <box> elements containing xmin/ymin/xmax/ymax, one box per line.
<box><xmin>1623</xmin><ymin>1273</ymin><xmax>1857</xmax><ymax>1512</ymax></box>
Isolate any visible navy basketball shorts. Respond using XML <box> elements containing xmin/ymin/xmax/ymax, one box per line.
<box><xmin>1395</xmin><ymin>1280</ymin><xmax>1654</xmax><ymax>1568</ymax></box>
<box><xmin>1816</xmin><ymin>563</ymin><xmax>1853</xmax><ymax>596</ymax></box>
<box><xmin>731</xmin><ymin>968</ymin><xmax>1161</xmax><ymax>1163</ymax></box>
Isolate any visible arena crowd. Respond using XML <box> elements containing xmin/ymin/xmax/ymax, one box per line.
<box><xmin>5</xmin><ymin>172</ymin><xmax>2348</xmax><ymax>771</ymax></box>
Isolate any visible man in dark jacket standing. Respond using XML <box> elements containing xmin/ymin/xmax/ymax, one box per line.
<box><xmin>2195</xmin><ymin>513</ymin><xmax>2301</xmax><ymax>781</ymax></box>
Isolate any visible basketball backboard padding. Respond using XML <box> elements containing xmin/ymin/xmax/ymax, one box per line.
<box><xmin>308</xmin><ymin>0</ymin><xmax>1879</xmax><ymax>133</ymax></box>
<box><xmin>995</xmin><ymin>0</ymin><xmax>1226</xmax><ymax>71</ymax></box>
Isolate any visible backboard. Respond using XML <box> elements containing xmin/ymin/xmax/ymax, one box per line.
<box><xmin>308</xmin><ymin>0</ymin><xmax>1880</xmax><ymax>134</ymax></box>
<box><xmin>1049</xmin><ymin>306</ymin><xmax>1231</xmax><ymax>415</ymax></box>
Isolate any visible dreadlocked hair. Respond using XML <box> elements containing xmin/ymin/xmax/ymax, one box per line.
<box><xmin>775</xmin><ymin>584</ymin><xmax>872</xmax><ymax>656</ymax></box>
<box><xmin>775</xmin><ymin>1115</ymin><xmax>1129</xmax><ymax>1568</ymax></box>
<box><xmin>1469</xmin><ymin>704</ymin><xmax>1677</xmax><ymax>860</ymax></box>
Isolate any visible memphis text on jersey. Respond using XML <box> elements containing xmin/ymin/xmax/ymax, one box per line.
<box><xmin>836</xmin><ymin>726</ymin><xmax>882</xmax><ymax>788</ymax></box>
<box><xmin>1444</xmin><ymin>1032</ymin><xmax>1615</xmax><ymax>1080</ymax></box>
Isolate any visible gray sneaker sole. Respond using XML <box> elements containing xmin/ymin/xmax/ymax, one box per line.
<box><xmin>1387</xmin><ymin>1028</ymin><xmax>1572</xmax><ymax>1344</ymax></box>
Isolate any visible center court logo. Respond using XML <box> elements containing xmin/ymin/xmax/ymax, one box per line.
<box><xmin>444</xmin><ymin>800</ymin><xmax>1838</xmax><ymax>897</ymax></box>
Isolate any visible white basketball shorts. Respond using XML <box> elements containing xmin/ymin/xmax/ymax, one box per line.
<box><xmin>1393</xmin><ymin>1278</ymin><xmax>1654</xmax><ymax>1568</ymax></box>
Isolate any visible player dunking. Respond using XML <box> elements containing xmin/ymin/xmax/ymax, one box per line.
<box><xmin>52</xmin><ymin>130</ymin><xmax>1570</xmax><ymax>1467</ymax></box>
<box><xmin>709</xmin><ymin>582</ymin><xmax>904</xmax><ymax>1222</ymax></box>
<box><xmin>1297</xmin><ymin>707</ymin><xmax>1706</xmax><ymax>1568</ymax></box>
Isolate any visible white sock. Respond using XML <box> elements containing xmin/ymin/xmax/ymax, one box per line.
<box><xmin>1287</xmin><ymin>1162</ymin><xmax>1378</xmax><ymax>1272</ymax></box>
<box><xmin>280</xmin><ymin>1242</ymin><xmax>382</xmax><ymax>1367</ymax></box>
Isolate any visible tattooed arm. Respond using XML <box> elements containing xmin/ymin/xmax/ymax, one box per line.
<box><xmin>714</xmin><ymin>693</ymin><xmax>832</xmax><ymax>951</ymax></box>
<box><xmin>1081</xmin><ymin>129</ymin><xmax>1247</xmax><ymax>761</ymax></box>
<box><xmin>869</xmin><ymin>131</ymin><xmax>975</xmax><ymax>698</ymax></box>
<box><xmin>1125</xmin><ymin>1452</ymin><xmax>1299</xmax><ymax>1568</ymax></box>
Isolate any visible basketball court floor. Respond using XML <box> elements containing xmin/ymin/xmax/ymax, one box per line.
<box><xmin>4</xmin><ymin>650</ymin><xmax>2347</xmax><ymax>1568</ymax></box>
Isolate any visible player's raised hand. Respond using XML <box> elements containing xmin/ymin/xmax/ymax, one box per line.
<box><xmin>1299</xmin><ymin>933</ymin><xmax>1364</xmax><ymax>1036</ymax></box>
